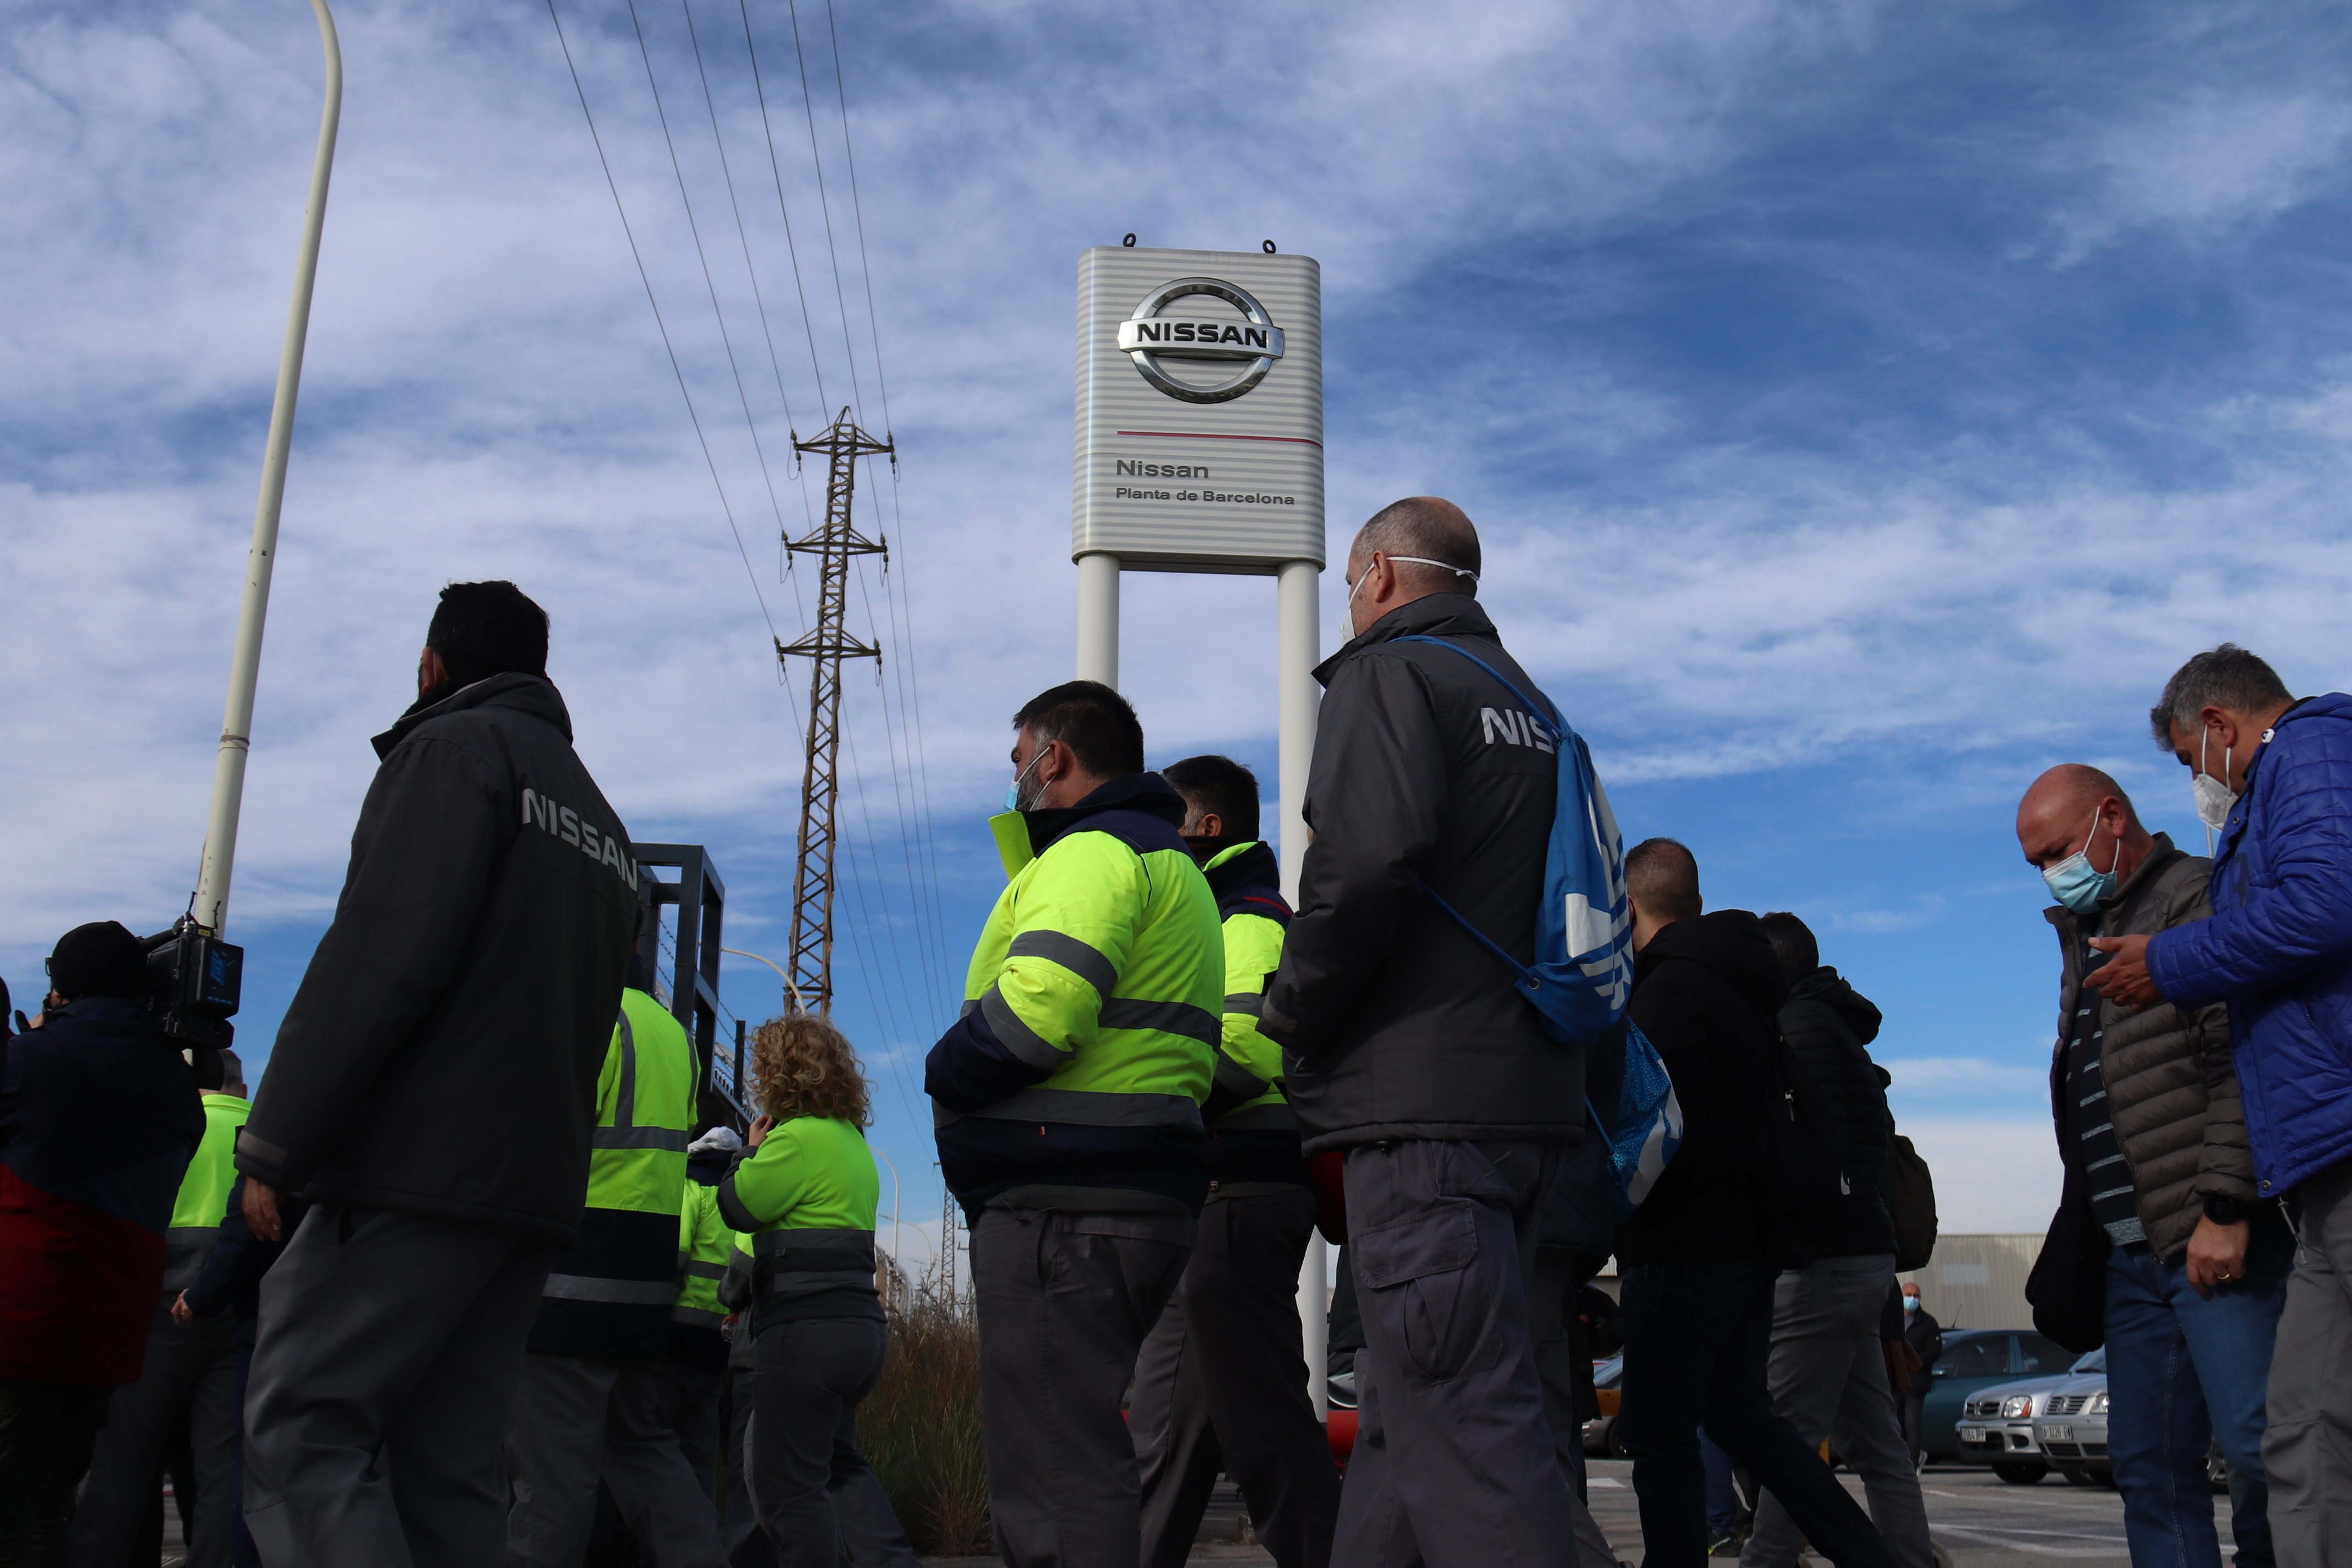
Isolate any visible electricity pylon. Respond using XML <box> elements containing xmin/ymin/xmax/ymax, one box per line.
<box><xmin>778</xmin><ymin>408</ymin><xmax>892</xmax><ymax>1016</ymax></box>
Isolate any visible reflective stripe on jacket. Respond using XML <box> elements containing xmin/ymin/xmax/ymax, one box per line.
<box><xmin>527</xmin><ymin>987</ymin><xmax>696</xmax><ymax>1358</ymax></box>
<box><xmin>717</xmin><ymin>1114</ymin><xmax>881</xmax><ymax>1326</ymax></box>
<box><xmin>672</xmin><ymin>1182</ymin><xmax>735</xmax><ymax>1330</ymax></box>
<box><xmin>164</xmin><ymin>1093</ymin><xmax>250</xmax><ymax>1293</ymax></box>
<box><xmin>924</xmin><ymin>772</ymin><xmax>1222</xmax><ymax>1211</ymax></box>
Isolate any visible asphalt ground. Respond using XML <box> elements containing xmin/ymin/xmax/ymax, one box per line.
<box><xmin>932</xmin><ymin>1460</ymin><xmax>2229</xmax><ymax>1563</ymax></box>
<box><xmin>161</xmin><ymin>1462</ymin><xmax>2230</xmax><ymax>1562</ymax></box>
<box><xmin>1578</xmin><ymin>1457</ymin><xmax>2237</xmax><ymax>1565</ymax></box>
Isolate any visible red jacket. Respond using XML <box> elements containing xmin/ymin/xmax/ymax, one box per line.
<box><xmin>0</xmin><ymin>999</ymin><xmax>203</xmax><ymax>1385</ymax></box>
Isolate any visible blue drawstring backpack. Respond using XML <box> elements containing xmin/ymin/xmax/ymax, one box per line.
<box><xmin>1394</xmin><ymin>635</ymin><xmax>1681</xmax><ymax>1219</ymax></box>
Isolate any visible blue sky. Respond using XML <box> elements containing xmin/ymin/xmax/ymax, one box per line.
<box><xmin>11</xmin><ymin>0</ymin><xmax>2352</xmax><ymax>1254</ymax></box>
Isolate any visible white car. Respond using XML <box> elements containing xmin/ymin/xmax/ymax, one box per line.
<box><xmin>1954</xmin><ymin>1348</ymin><xmax>2105</xmax><ymax>1484</ymax></box>
<box><xmin>2032</xmin><ymin>1366</ymin><xmax>2112</xmax><ymax>1485</ymax></box>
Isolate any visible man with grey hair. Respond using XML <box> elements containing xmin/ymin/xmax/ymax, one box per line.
<box><xmin>2085</xmin><ymin>645</ymin><xmax>2352</xmax><ymax>1561</ymax></box>
<box><xmin>2017</xmin><ymin>764</ymin><xmax>2279</xmax><ymax>1564</ymax></box>
<box><xmin>1260</xmin><ymin>497</ymin><xmax>1588</xmax><ymax>1565</ymax></box>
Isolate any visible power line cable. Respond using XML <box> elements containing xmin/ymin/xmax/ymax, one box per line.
<box><xmin>624</xmin><ymin>0</ymin><xmax>797</xmax><ymax>552</ymax></box>
<box><xmin>733</xmin><ymin>0</ymin><xmax>832</xmax><ymax>411</ymax></box>
<box><xmin>678</xmin><ymin>0</ymin><xmax>820</xmax><ymax>537</ymax></box>
<box><xmin>545</xmin><ymin>0</ymin><xmax>781</xmax><ymax>649</ymax></box>
<box><xmin>821</xmin><ymin>0</ymin><xmax>894</xmax><ymax>443</ymax></box>
<box><xmin>781</xmin><ymin>0</ymin><xmax>865</xmax><ymax>421</ymax></box>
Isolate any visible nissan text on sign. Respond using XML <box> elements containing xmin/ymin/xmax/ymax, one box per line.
<box><xmin>1072</xmin><ymin>246</ymin><xmax>1325</xmax><ymax>574</ymax></box>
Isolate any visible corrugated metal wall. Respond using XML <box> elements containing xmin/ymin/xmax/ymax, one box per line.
<box><xmin>1898</xmin><ymin>1233</ymin><xmax>2042</xmax><ymax>1330</ymax></box>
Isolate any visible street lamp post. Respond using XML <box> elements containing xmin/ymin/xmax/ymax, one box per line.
<box><xmin>191</xmin><ymin>0</ymin><xmax>342</xmax><ymax>934</ymax></box>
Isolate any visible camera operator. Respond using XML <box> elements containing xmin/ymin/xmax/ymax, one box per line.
<box><xmin>233</xmin><ymin>581</ymin><xmax>639</xmax><ymax>1568</ymax></box>
<box><xmin>0</xmin><ymin>922</ymin><xmax>205</xmax><ymax>1561</ymax></box>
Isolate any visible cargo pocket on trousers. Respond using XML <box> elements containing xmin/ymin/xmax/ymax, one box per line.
<box><xmin>1352</xmin><ymin>1198</ymin><xmax>1485</xmax><ymax>1382</ymax></box>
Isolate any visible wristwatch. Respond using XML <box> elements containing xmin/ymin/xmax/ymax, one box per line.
<box><xmin>2203</xmin><ymin>1194</ymin><xmax>2245</xmax><ymax>1226</ymax></box>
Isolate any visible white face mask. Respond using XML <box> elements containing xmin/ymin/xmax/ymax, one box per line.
<box><xmin>2193</xmin><ymin>727</ymin><xmax>2238</xmax><ymax>849</ymax></box>
<box><xmin>1346</xmin><ymin>554</ymin><xmax>1481</xmax><ymax>631</ymax></box>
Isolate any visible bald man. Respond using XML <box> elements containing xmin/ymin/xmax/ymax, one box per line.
<box><xmin>1260</xmin><ymin>497</ymin><xmax>1591</xmax><ymax>1566</ymax></box>
<box><xmin>2016</xmin><ymin>765</ymin><xmax>2281</xmax><ymax>1561</ymax></box>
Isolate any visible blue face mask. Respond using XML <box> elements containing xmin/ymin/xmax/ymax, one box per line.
<box><xmin>2041</xmin><ymin>808</ymin><xmax>2118</xmax><ymax>913</ymax></box>
<box><xmin>1004</xmin><ymin>749</ymin><xmax>1045</xmax><ymax>814</ymax></box>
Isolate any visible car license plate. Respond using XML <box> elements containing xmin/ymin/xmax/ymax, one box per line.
<box><xmin>2045</xmin><ymin>1424</ymin><xmax>2072</xmax><ymax>1441</ymax></box>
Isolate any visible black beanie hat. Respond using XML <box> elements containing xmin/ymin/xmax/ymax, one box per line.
<box><xmin>47</xmin><ymin>922</ymin><xmax>150</xmax><ymax>1002</ymax></box>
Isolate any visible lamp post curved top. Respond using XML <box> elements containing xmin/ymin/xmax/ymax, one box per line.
<box><xmin>193</xmin><ymin>0</ymin><xmax>342</xmax><ymax>934</ymax></box>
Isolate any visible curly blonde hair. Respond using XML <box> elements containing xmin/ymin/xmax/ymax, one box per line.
<box><xmin>749</xmin><ymin>1015</ymin><xmax>872</xmax><ymax>1128</ymax></box>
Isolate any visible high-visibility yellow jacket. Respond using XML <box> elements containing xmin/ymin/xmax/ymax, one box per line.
<box><xmin>1196</xmin><ymin>841</ymin><xmax>1312</xmax><ymax>1188</ymax></box>
<box><xmin>924</xmin><ymin>774</ymin><xmax>1222</xmax><ymax>1211</ymax></box>
<box><xmin>718</xmin><ymin>1114</ymin><xmax>882</xmax><ymax>1327</ymax></box>
<box><xmin>528</xmin><ymin>987</ymin><xmax>696</xmax><ymax>1358</ymax></box>
<box><xmin>673</xmin><ymin>1181</ymin><xmax>736</xmax><ymax>1333</ymax></box>
<box><xmin>164</xmin><ymin>1092</ymin><xmax>249</xmax><ymax>1293</ymax></box>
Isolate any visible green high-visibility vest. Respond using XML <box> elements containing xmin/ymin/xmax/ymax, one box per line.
<box><xmin>672</xmin><ymin>1182</ymin><xmax>737</xmax><ymax>1329</ymax></box>
<box><xmin>165</xmin><ymin>1092</ymin><xmax>249</xmax><ymax>1291</ymax></box>
<box><xmin>587</xmin><ymin>989</ymin><xmax>696</xmax><ymax>1217</ymax></box>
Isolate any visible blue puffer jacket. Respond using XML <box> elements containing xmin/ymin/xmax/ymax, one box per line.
<box><xmin>2147</xmin><ymin>693</ymin><xmax>2352</xmax><ymax>1196</ymax></box>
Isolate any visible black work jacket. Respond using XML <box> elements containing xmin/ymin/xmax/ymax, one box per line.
<box><xmin>1614</xmin><ymin>911</ymin><xmax>1787</xmax><ymax>1266</ymax></box>
<box><xmin>236</xmin><ymin>674</ymin><xmax>638</xmax><ymax>1243</ymax></box>
<box><xmin>1262</xmin><ymin>594</ymin><xmax>1578</xmax><ymax>1151</ymax></box>
<box><xmin>1779</xmin><ymin>966</ymin><xmax>1898</xmax><ymax>1258</ymax></box>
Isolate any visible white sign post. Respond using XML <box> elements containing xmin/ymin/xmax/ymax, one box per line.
<box><xmin>1070</xmin><ymin>243</ymin><xmax>1329</xmax><ymax>1410</ymax></box>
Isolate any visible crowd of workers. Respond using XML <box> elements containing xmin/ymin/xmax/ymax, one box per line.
<box><xmin>1</xmin><ymin>504</ymin><xmax>2348</xmax><ymax>1568</ymax></box>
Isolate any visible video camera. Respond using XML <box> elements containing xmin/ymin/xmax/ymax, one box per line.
<box><xmin>143</xmin><ymin>917</ymin><xmax>243</xmax><ymax>1053</ymax></box>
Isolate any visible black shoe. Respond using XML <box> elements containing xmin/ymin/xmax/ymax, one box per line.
<box><xmin>1707</xmin><ymin>1533</ymin><xmax>1746</xmax><ymax>1559</ymax></box>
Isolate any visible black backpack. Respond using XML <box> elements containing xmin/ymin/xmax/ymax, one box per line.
<box><xmin>1756</xmin><ymin>1025</ymin><xmax>1849</xmax><ymax>1264</ymax></box>
<box><xmin>1882</xmin><ymin>1125</ymin><xmax>1940</xmax><ymax>1273</ymax></box>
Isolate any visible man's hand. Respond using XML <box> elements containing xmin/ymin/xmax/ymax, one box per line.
<box><xmin>747</xmin><ymin>1114</ymin><xmax>774</xmax><ymax>1150</ymax></box>
<box><xmin>2085</xmin><ymin>934</ymin><xmax>2166</xmax><ymax>1010</ymax></box>
<box><xmin>243</xmin><ymin>1179</ymin><xmax>286</xmax><ymax>1243</ymax></box>
<box><xmin>2185</xmin><ymin>1216</ymin><xmax>2252</xmax><ymax>1299</ymax></box>
<box><xmin>1883</xmin><ymin>1336</ymin><xmax>1923</xmax><ymax>1394</ymax></box>
<box><xmin>170</xmin><ymin>1291</ymin><xmax>195</xmax><ymax>1326</ymax></box>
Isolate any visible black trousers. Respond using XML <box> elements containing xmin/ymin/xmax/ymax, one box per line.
<box><xmin>70</xmin><ymin>1306</ymin><xmax>239</xmax><ymax>1568</ymax></box>
<box><xmin>746</xmin><ymin>1316</ymin><xmax>916</xmax><ymax>1568</ymax></box>
<box><xmin>0</xmin><ymin>1380</ymin><xmax>111</xmax><ymax>1568</ymax></box>
<box><xmin>1131</xmin><ymin>1186</ymin><xmax>1339</xmax><ymax>1568</ymax></box>
<box><xmin>1617</xmin><ymin>1259</ymin><xmax>1895</xmax><ymax>1568</ymax></box>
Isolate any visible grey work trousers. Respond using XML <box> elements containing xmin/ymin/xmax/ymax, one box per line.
<box><xmin>2268</xmin><ymin>1157</ymin><xmax>2352</xmax><ymax>1566</ymax></box>
<box><xmin>243</xmin><ymin>1205</ymin><xmax>556</xmax><ymax>1568</ymax></box>
<box><xmin>506</xmin><ymin>1351</ymin><xmax>726</xmax><ymax>1568</ymax></box>
<box><xmin>1527</xmin><ymin>1248</ymin><xmax>1641</xmax><ymax>1568</ymax></box>
<box><xmin>971</xmin><ymin>1202</ymin><xmax>1194</xmax><ymax>1568</ymax></box>
<box><xmin>743</xmin><ymin>1315</ymin><xmax>914</xmax><ymax>1568</ymax></box>
<box><xmin>69</xmin><ymin>1304</ymin><xmax>239</xmax><ymax>1568</ymax></box>
<box><xmin>1336</xmin><ymin>1139</ymin><xmax>1577</xmax><ymax>1568</ymax></box>
<box><xmin>1131</xmin><ymin>1186</ymin><xmax>1340</xmax><ymax>1568</ymax></box>
<box><xmin>1739</xmin><ymin>1256</ymin><xmax>1932</xmax><ymax>1568</ymax></box>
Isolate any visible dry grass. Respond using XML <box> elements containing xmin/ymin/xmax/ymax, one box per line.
<box><xmin>863</xmin><ymin>1280</ymin><xmax>992</xmax><ymax>1557</ymax></box>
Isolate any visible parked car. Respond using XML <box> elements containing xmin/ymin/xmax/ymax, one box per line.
<box><xmin>2032</xmin><ymin>1362</ymin><xmax>2112</xmax><ymax>1487</ymax></box>
<box><xmin>1582</xmin><ymin>1355</ymin><xmax>1625</xmax><ymax>1458</ymax></box>
<box><xmin>1918</xmin><ymin>1329</ymin><xmax>2074</xmax><ymax>1466</ymax></box>
<box><xmin>1954</xmin><ymin>1349</ymin><xmax>2105</xmax><ymax>1484</ymax></box>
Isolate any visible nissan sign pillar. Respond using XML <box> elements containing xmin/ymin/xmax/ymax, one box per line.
<box><xmin>1071</xmin><ymin>244</ymin><xmax>1329</xmax><ymax>1412</ymax></box>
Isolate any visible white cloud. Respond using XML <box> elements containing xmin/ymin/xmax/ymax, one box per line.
<box><xmin>1883</xmin><ymin>1055</ymin><xmax>2048</xmax><ymax>1098</ymax></box>
<box><xmin>1898</xmin><ymin>1115</ymin><xmax>2061</xmax><ymax>1234</ymax></box>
